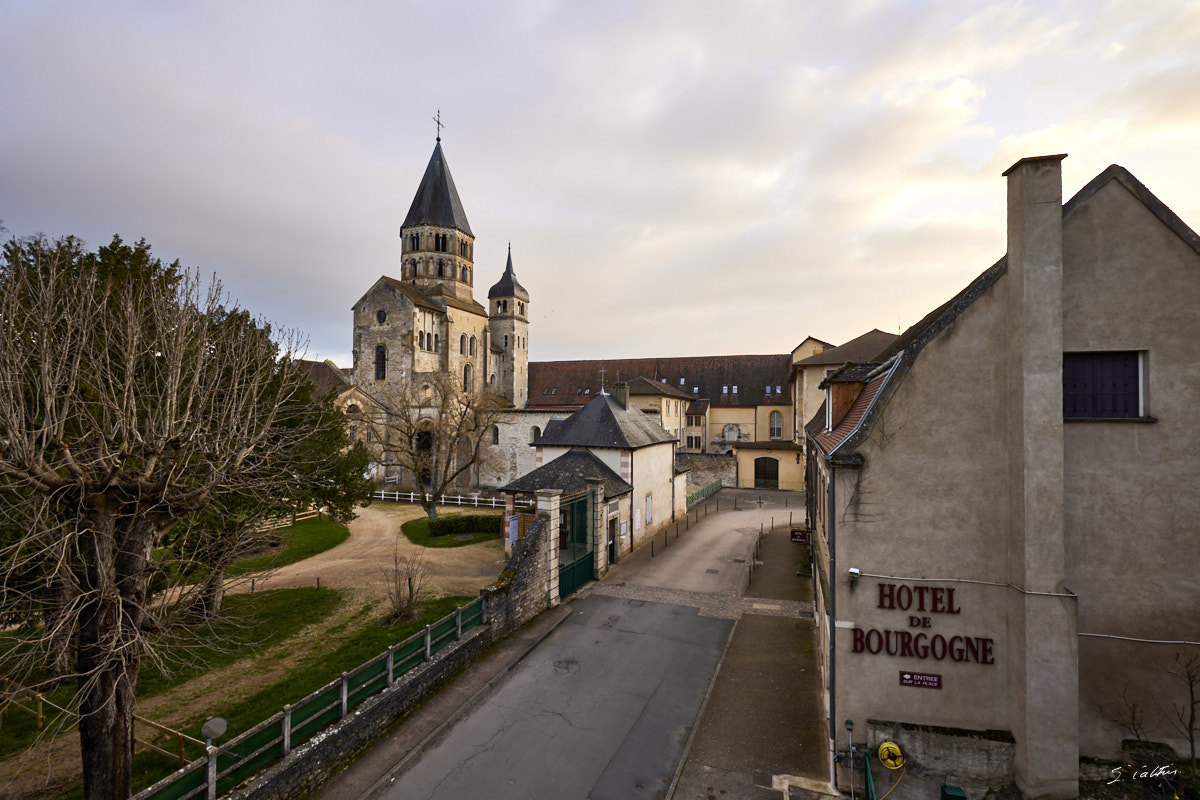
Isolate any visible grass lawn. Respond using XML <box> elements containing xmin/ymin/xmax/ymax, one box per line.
<box><xmin>400</xmin><ymin>511</ymin><xmax>503</xmax><ymax>548</ymax></box>
<box><xmin>0</xmin><ymin>587</ymin><xmax>341</xmax><ymax>761</ymax></box>
<box><xmin>228</xmin><ymin>517</ymin><xmax>351</xmax><ymax>575</ymax></box>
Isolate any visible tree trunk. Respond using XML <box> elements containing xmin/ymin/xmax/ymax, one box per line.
<box><xmin>76</xmin><ymin>507</ymin><xmax>155</xmax><ymax>800</ymax></box>
<box><xmin>77</xmin><ymin>612</ymin><xmax>138</xmax><ymax>800</ymax></box>
<box><xmin>194</xmin><ymin>562</ymin><xmax>227</xmax><ymax>618</ymax></box>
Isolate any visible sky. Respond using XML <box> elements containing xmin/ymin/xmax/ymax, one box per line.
<box><xmin>3</xmin><ymin>1</ymin><xmax>1199</xmax><ymax>365</ymax></box>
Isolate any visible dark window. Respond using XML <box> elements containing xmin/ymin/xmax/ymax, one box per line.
<box><xmin>491</xmin><ymin>425</ymin><xmax>500</xmax><ymax>444</ymax></box>
<box><xmin>376</xmin><ymin>309</ymin><xmax>387</xmax><ymax>324</ymax></box>
<box><xmin>1063</xmin><ymin>351</ymin><xmax>1142</xmax><ymax>418</ymax></box>
<box><xmin>374</xmin><ymin>345</ymin><xmax>387</xmax><ymax>380</ymax></box>
<box><xmin>460</xmin><ymin>334</ymin><xmax>467</xmax><ymax>354</ymax></box>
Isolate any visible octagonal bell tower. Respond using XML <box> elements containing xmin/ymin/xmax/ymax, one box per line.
<box><xmin>398</xmin><ymin>138</ymin><xmax>476</xmax><ymax>303</ymax></box>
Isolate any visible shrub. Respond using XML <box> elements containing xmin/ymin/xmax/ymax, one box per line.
<box><xmin>428</xmin><ymin>514</ymin><xmax>502</xmax><ymax>537</ymax></box>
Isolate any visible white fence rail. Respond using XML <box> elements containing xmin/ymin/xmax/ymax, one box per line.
<box><xmin>371</xmin><ymin>490</ymin><xmax>533</xmax><ymax>510</ymax></box>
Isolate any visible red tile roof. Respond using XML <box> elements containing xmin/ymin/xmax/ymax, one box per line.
<box><xmin>811</xmin><ymin>374</ymin><xmax>888</xmax><ymax>455</ymax></box>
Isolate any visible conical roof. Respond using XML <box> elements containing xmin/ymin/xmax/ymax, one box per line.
<box><xmin>488</xmin><ymin>245</ymin><xmax>530</xmax><ymax>301</ymax></box>
<box><xmin>401</xmin><ymin>141</ymin><xmax>473</xmax><ymax>236</ymax></box>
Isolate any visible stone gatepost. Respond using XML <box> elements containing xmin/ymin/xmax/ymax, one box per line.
<box><xmin>536</xmin><ymin>489</ymin><xmax>562</xmax><ymax>608</ymax></box>
<box><xmin>587</xmin><ymin>478</ymin><xmax>607</xmax><ymax>576</ymax></box>
<box><xmin>503</xmin><ymin>492</ymin><xmax>516</xmax><ymax>556</ymax></box>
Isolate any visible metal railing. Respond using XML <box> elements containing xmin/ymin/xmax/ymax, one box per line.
<box><xmin>686</xmin><ymin>480</ymin><xmax>724</xmax><ymax>508</ymax></box>
<box><xmin>133</xmin><ymin>597</ymin><xmax>487</xmax><ymax>800</ymax></box>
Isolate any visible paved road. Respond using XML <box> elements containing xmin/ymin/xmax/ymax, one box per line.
<box><xmin>355</xmin><ymin>489</ymin><xmax>825</xmax><ymax>800</ymax></box>
<box><xmin>377</xmin><ymin>596</ymin><xmax>732</xmax><ymax>800</ymax></box>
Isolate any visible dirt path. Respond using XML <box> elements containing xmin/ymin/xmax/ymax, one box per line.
<box><xmin>0</xmin><ymin>502</ymin><xmax>506</xmax><ymax>800</ymax></box>
<box><xmin>245</xmin><ymin>502</ymin><xmax>507</xmax><ymax>603</ymax></box>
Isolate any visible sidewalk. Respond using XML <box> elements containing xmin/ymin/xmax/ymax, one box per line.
<box><xmin>671</xmin><ymin>502</ymin><xmax>835</xmax><ymax>800</ymax></box>
<box><xmin>312</xmin><ymin>602</ymin><xmax>574</xmax><ymax>800</ymax></box>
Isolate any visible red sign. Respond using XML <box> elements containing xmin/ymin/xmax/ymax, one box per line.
<box><xmin>899</xmin><ymin>671</ymin><xmax>942</xmax><ymax>689</ymax></box>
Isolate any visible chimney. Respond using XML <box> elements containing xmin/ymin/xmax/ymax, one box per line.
<box><xmin>1001</xmin><ymin>154</ymin><xmax>1077</xmax><ymax>800</ymax></box>
<box><xmin>610</xmin><ymin>381</ymin><xmax>629</xmax><ymax>409</ymax></box>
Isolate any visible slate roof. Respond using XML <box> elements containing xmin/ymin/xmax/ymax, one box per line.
<box><xmin>527</xmin><ymin>354</ymin><xmax>792</xmax><ymax>410</ymax></box>
<box><xmin>358</xmin><ymin>276</ymin><xmax>488</xmax><ymax>318</ymax></box>
<box><xmin>686</xmin><ymin>399</ymin><xmax>710</xmax><ymax>416</ymax></box>
<box><xmin>498</xmin><ymin>449</ymin><xmax>633</xmax><ymax>498</ymax></box>
<box><xmin>297</xmin><ymin>359</ymin><xmax>350</xmax><ymax>397</ymax></box>
<box><xmin>625</xmin><ymin>375</ymin><xmax>693</xmax><ymax>400</ymax></box>
<box><xmin>793</xmin><ymin>329</ymin><xmax>898</xmax><ymax>367</ymax></box>
<box><xmin>488</xmin><ymin>246</ymin><xmax>530</xmax><ymax>301</ymax></box>
<box><xmin>401</xmin><ymin>141</ymin><xmax>473</xmax><ymax>236</ymax></box>
<box><xmin>533</xmin><ymin>394</ymin><xmax>677</xmax><ymax>450</ymax></box>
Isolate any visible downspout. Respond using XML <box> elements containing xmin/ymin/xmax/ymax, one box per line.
<box><xmin>827</xmin><ymin>457</ymin><xmax>838</xmax><ymax>789</ymax></box>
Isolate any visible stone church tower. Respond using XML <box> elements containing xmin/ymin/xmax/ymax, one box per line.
<box><xmin>488</xmin><ymin>246</ymin><xmax>530</xmax><ymax>408</ymax></box>
<box><xmin>350</xmin><ymin>137</ymin><xmax>530</xmax><ymax>408</ymax></box>
<box><xmin>398</xmin><ymin>139</ymin><xmax>476</xmax><ymax>302</ymax></box>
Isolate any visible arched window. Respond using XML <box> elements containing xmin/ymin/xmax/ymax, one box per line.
<box><xmin>345</xmin><ymin>404</ymin><xmax>360</xmax><ymax>415</ymax></box>
<box><xmin>518</xmin><ymin>302</ymin><xmax>524</xmax><ymax>315</ymax></box>
<box><xmin>490</xmin><ymin>373</ymin><xmax>497</xmax><ymax>386</ymax></box>
<box><xmin>769</xmin><ymin>411</ymin><xmax>782</xmax><ymax>439</ymax></box>
<box><xmin>469</xmin><ymin>336</ymin><xmax>477</xmax><ymax>356</ymax></box>
<box><xmin>418</xmin><ymin>331</ymin><xmax>425</xmax><ymax>350</ymax></box>
<box><xmin>374</xmin><ymin>345</ymin><xmax>387</xmax><ymax>381</ymax></box>
<box><xmin>463</xmin><ymin>267</ymin><xmax>470</xmax><ymax>283</ymax></box>
<box><xmin>437</xmin><ymin>260</ymin><xmax>445</xmax><ymax>277</ymax></box>
<box><xmin>460</xmin><ymin>334</ymin><xmax>467</xmax><ymax>354</ymax></box>
<box><xmin>463</xmin><ymin>363</ymin><xmax>473</xmax><ymax>392</ymax></box>
<box><xmin>433</xmin><ymin>334</ymin><xmax>439</xmax><ymax>352</ymax></box>
<box><xmin>491</xmin><ymin>425</ymin><xmax>500</xmax><ymax>445</ymax></box>
<box><xmin>530</xmin><ymin>426</ymin><xmax>541</xmax><ymax>444</ymax></box>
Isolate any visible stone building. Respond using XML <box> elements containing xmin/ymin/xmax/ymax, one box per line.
<box><xmin>350</xmin><ymin>138</ymin><xmax>530</xmax><ymax>408</ymax></box>
<box><xmin>805</xmin><ymin>155</ymin><xmax>1200</xmax><ymax>798</ymax></box>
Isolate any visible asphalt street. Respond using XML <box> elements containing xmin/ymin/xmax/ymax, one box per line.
<box><xmin>376</xmin><ymin>594</ymin><xmax>733</xmax><ymax>800</ymax></box>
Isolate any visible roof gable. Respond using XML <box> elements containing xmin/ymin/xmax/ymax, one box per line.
<box><xmin>498</xmin><ymin>449</ymin><xmax>633</xmax><ymax>498</ymax></box>
<box><xmin>793</xmin><ymin>329</ymin><xmax>898</xmax><ymax>367</ymax></box>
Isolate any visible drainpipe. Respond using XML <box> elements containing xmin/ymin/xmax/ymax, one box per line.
<box><xmin>827</xmin><ymin>458</ymin><xmax>837</xmax><ymax>789</ymax></box>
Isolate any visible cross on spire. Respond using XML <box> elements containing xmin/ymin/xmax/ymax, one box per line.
<box><xmin>433</xmin><ymin>109</ymin><xmax>444</xmax><ymax>142</ymax></box>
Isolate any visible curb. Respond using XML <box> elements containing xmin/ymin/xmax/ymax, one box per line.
<box><xmin>356</xmin><ymin>603</ymin><xmax>575</xmax><ymax>800</ymax></box>
<box><xmin>666</xmin><ymin>616</ymin><xmax>740</xmax><ymax>800</ymax></box>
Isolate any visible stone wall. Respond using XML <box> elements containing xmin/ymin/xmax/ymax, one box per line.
<box><xmin>850</xmin><ymin>719</ymin><xmax>1016</xmax><ymax>795</ymax></box>
<box><xmin>231</xmin><ymin>513</ymin><xmax>558</xmax><ymax>800</ymax></box>
<box><xmin>676</xmin><ymin>452</ymin><xmax>734</xmax><ymax>487</ymax></box>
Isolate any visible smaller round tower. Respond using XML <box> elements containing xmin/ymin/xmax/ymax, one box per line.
<box><xmin>487</xmin><ymin>244</ymin><xmax>530</xmax><ymax>407</ymax></box>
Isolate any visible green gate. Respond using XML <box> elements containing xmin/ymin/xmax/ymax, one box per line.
<box><xmin>558</xmin><ymin>493</ymin><xmax>593</xmax><ymax>598</ymax></box>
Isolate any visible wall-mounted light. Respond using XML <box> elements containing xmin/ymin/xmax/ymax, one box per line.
<box><xmin>848</xmin><ymin>567</ymin><xmax>861</xmax><ymax>588</ymax></box>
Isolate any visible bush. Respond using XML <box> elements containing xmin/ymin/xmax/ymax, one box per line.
<box><xmin>429</xmin><ymin>514</ymin><xmax>501</xmax><ymax>537</ymax></box>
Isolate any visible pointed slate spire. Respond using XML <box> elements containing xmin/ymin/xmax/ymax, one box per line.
<box><xmin>401</xmin><ymin>141</ymin><xmax>473</xmax><ymax>236</ymax></box>
<box><xmin>488</xmin><ymin>243</ymin><xmax>530</xmax><ymax>301</ymax></box>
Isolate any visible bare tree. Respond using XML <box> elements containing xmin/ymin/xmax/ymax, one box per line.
<box><xmin>0</xmin><ymin>234</ymin><xmax>359</xmax><ymax>800</ymax></box>
<box><xmin>359</xmin><ymin>369</ymin><xmax>504</xmax><ymax>520</ymax></box>
<box><xmin>1160</xmin><ymin>652</ymin><xmax>1200</xmax><ymax>772</ymax></box>
<box><xmin>1099</xmin><ymin>683</ymin><xmax>1149</xmax><ymax>743</ymax></box>
<box><xmin>383</xmin><ymin>545</ymin><xmax>428</xmax><ymax>622</ymax></box>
